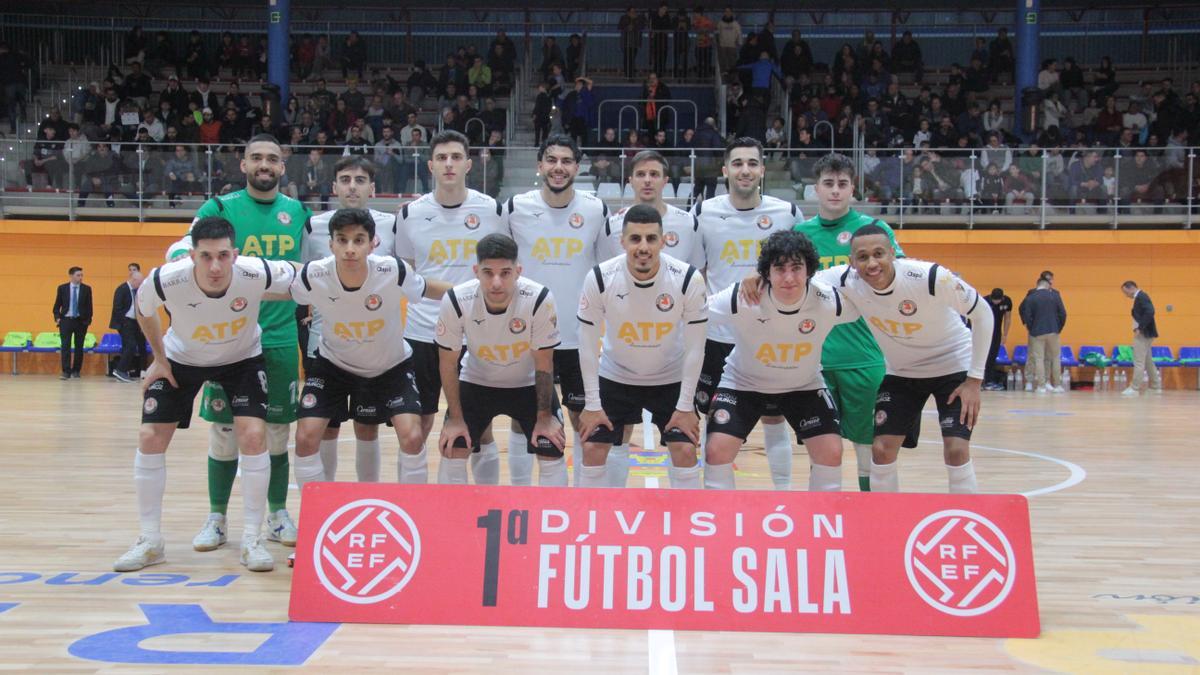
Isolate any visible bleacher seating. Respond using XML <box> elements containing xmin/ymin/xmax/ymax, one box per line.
<box><xmin>0</xmin><ymin>331</ymin><xmax>32</xmax><ymax>375</ymax></box>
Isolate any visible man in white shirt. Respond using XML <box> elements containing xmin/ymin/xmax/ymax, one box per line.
<box><xmin>114</xmin><ymin>216</ymin><xmax>297</xmax><ymax>574</ymax></box>
<box><xmin>577</xmin><ymin>204</ymin><xmax>709</xmax><ymax>489</ymax></box>
<box><xmin>394</xmin><ymin>130</ymin><xmax>507</xmax><ymax>483</ymax></box>
<box><xmin>827</xmin><ymin>223</ymin><xmax>994</xmax><ymax>493</ymax></box>
<box><xmin>436</xmin><ymin>233</ymin><xmax>567</xmax><ymax>485</ymax></box>
<box><xmin>500</xmin><ymin>135</ymin><xmax>608</xmax><ymax>485</ymax></box>
<box><xmin>705</xmin><ymin>230</ymin><xmax>860</xmax><ymax>491</ymax></box>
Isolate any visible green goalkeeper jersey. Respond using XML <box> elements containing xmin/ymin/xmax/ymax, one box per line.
<box><xmin>193</xmin><ymin>189</ymin><xmax>309</xmax><ymax>348</ymax></box>
<box><xmin>794</xmin><ymin>208</ymin><xmax>904</xmax><ymax>370</ymax></box>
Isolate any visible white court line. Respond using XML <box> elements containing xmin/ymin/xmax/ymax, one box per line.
<box><xmin>643</xmin><ymin>474</ymin><xmax>678</xmax><ymax>675</ymax></box>
<box><xmin>918</xmin><ymin>440</ymin><xmax>1087</xmax><ymax>497</ymax></box>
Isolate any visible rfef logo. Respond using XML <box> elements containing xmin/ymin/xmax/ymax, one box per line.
<box><xmin>312</xmin><ymin>499</ymin><xmax>421</xmax><ymax>605</ymax></box>
<box><xmin>904</xmin><ymin>509</ymin><xmax>1016</xmax><ymax>617</ymax></box>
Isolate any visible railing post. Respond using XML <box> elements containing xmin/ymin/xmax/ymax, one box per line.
<box><xmin>1186</xmin><ymin>149</ymin><xmax>1195</xmax><ymax>230</ymax></box>
<box><xmin>1039</xmin><ymin>148</ymin><xmax>1048</xmax><ymax>229</ymax></box>
<box><xmin>68</xmin><ymin>158</ymin><xmax>76</xmax><ymax>221</ymax></box>
<box><xmin>205</xmin><ymin>145</ymin><xmax>214</xmax><ymax>198</ymax></box>
<box><xmin>968</xmin><ymin>151</ymin><xmax>976</xmax><ymax>229</ymax></box>
<box><xmin>1111</xmin><ymin>148</ymin><xmax>1121</xmax><ymax>229</ymax></box>
<box><xmin>136</xmin><ymin>144</ymin><xmax>145</xmax><ymax>222</ymax></box>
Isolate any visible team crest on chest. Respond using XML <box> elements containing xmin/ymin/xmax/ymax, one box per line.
<box><xmin>365</xmin><ymin>294</ymin><xmax>383</xmax><ymax>311</ymax></box>
<box><xmin>464</xmin><ymin>213</ymin><xmax>481</xmax><ymax>230</ymax></box>
<box><xmin>568</xmin><ymin>213</ymin><xmax>585</xmax><ymax>229</ymax></box>
<box><xmin>899</xmin><ymin>299</ymin><xmax>918</xmax><ymax>316</ymax></box>
<box><xmin>756</xmin><ymin>215</ymin><xmax>773</xmax><ymax>230</ymax></box>
<box><xmin>799</xmin><ymin>318</ymin><xmax>816</xmax><ymax>334</ymax></box>
<box><xmin>663</xmin><ymin>231</ymin><xmax>679</xmax><ymax>247</ymax></box>
<box><xmin>655</xmin><ymin>293</ymin><xmax>675</xmax><ymax>312</ymax></box>
<box><xmin>509</xmin><ymin>318</ymin><xmax>527</xmax><ymax>334</ymax></box>
<box><xmin>230</xmin><ymin>297</ymin><xmax>248</xmax><ymax>312</ymax></box>
<box><xmin>277</xmin><ymin>211</ymin><xmax>292</xmax><ymax>226</ymax></box>
<box><xmin>837</xmin><ymin>231</ymin><xmax>852</xmax><ymax>244</ymax></box>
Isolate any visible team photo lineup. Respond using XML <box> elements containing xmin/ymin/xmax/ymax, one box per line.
<box><xmin>116</xmin><ymin>129</ymin><xmax>995</xmax><ymax>574</ymax></box>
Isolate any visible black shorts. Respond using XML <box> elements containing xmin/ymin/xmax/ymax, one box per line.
<box><xmin>457</xmin><ymin>380</ymin><xmax>564</xmax><ymax>457</ymax></box>
<box><xmin>407</xmin><ymin>338</ymin><xmax>443</xmax><ymax>415</ymax></box>
<box><xmin>142</xmin><ymin>355</ymin><xmax>268</xmax><ymax>428</ymax></box>
<box><xmin>706</xmin><ymin>387</ymin><xmax>842</xmax><ymax>441</ymax></box>
<box><xmin>303</xmin><ymin>353</ymin><xmax>347</xmax><ymax>429</ymax></box>
<box><xmin>553</xmin><ymin>349</ymin><xmax>586</xmax><ymax>412</ymax></box>
<box><xmin>588</xmin><ymin>377</ymin><xmax>693</xmax><ymax>446</ymax></box>
<box><xmin>297</xmin><ymin>354</ymin><xmax>422</xmax><ymax>425</ymax></box>
<box><xmin>695</xmin><ymin>339</ymin><xmax>733</xmax><ymax>412</ymax></box>
<box><xmin>875</xmin><ymin>371</ymin><xmax>973</xmax><ymax>441</ymax></box>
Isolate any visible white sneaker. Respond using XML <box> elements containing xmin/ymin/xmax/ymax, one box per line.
<box><xmin>1150</xmin><ymin>387</ymin><xmax>1164</xmax><ymax>394</ymax></box>
<box><xmin>192</xmin><ymin>513</ymin><xmax>228</xmax><ymax>552</ymax></box>
<box><xmin>1052</xmin><ymin>385</ymin><xmax>1066</xmax><ymax>393</ymax></box>
<box><xmin>266</xmin><ymin>509</ymin><xmax>298</xmax><ymax>547</ymax></box>
<box><xmin>240</xmin><ymin>535</ymin><xmax>275</xmax><ymax>572</ymax></box>
<box><xmin>1023</xmin><ymin>382</ymin><xmax>1033</xmax><ymax>392</ymax></box>
<box><xmin>1121</xmin><ymin>387</ymin><xmax>1139</xmax><ymax>397</ymax></box>
<box><xmin>1037</xmin><ymin>384</ymin><xmax>1051</xmax><ymax>393</ymax></box>
<box><xmin>114</xmin><ymin>535</ymin><xmax>165</xmax><ymax>572</ymax></box>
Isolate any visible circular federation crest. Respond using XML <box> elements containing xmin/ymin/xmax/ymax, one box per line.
<box><xmin>509</xmin><ymin>318</ymin><xmax>527</xmax><ymax>334</ymax></box>
<box><xmin>836</xmin><ymin>231</ymin><xmax>852</xmax><ymax>245</ymax></box>
<box><xmin>277</xmin><ymin>211</ymin><xmax>292</xmax><ymax>225</ymax></box>
<box><xmin>568</xmin><ymin>213</ymin><xmax>585</xmax><ymax>229</ymax></box>
<box><xmin>230</xmin><ymin>297</ymin><xmax>248</xmax><ymax>312</ymax></box>
<box><xmin>312</xmin><ymin>499</ymin><xmax>422</xmax><ymax>605</ymax></box>
<box><xmin>464</xmin><ymin>214</ymin><xmax>481</xmax><ymax>230</ymax></box>
<box><xmin>904</xmin><ymin>509</ymin><xmax>1018</xmax><ymax>617</ymax></box>
<box><xmin>655</xmin><ymin>293</ymin><xmax>675</xmax><ymax>312</ymax></box>
<box><xmin>664</xmin><ymin>232</ymin><xmax>679</xmax><ymax>247</ymax></box>
<box><xmin>899</xmin><ymin>299</ymin><xmax>918</xmax><ymax>316</ymax></box>
<box><xmin>799</xmin><ymin>319</ymin><xmax>816</xmax><ymax>334</ymax></box>
<box><xmin>713</xmin><ymin>408</ymin><xmax>731</xmax><ymax>425</ymax></box>
<box><xmin>365</xmin><ymin>294</ymin><xmax>383</xmax><ymax>311</ymax></box>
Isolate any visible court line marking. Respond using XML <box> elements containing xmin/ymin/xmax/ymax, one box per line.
<box><xmin>918</xmin><ymin>440</ymin><xmax>1087</xmax><ymax>498</ymax></box>
<box><xmin>643</xmin><ymin>474</ymin><xmax>678</xmax><ymax>675</ymax></box>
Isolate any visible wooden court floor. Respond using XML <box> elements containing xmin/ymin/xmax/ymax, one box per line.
<box><xmin>0</xmin><ymin>375</ymin><xmax>1197</xmax><ymax>673</ymax></box>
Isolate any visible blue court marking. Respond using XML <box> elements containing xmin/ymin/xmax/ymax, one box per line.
<box><xmin>0</xmin><ymin>603</ymin><xmax>17</xmax><ymax>614</ymax></box>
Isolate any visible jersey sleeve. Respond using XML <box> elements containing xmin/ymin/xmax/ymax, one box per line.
<box><xmin>532</xmin><ymin>289</ymin><xmax>561</xmax><ymax>350</ymax></box>
<box><xmin>394</xmin><ymin>207</ymin><xmax>415</xmax><ymax>261</ymax></box>
<box><xmin>686</xmin><ymin>215</ymin><xmax>705</xmax><ymax>268</ymax></box>
<box><xmin>137</xmin><ymin>268</ymin><xmax>166</xmax><ymax>317</ymax></box>
<box><xmin>707</xmin><ymin>284</ymin><xmax>735</xmax><ymax>329</ymax></box>
<box><xmin>396</xmin><ymin>258</ymin><xmax>427</xmax><ymax>302</ymax></box>
<box><xmin>165</xmin><ymin>236</ymin><xmax>193</xmax><ymax>262</ymax></box>
<box><xmin>596</xmin><ymin>217</ymin><xmax>622</xmax><ymax>261</ymax></box>
<box><xmin>192</xmin><ymin>198</ymin><xmax>221</xmax><ymax>223</ymax></box>
<box><xmin>434</xmin><ymin>291</ymin><xmax>465</xmax><ymax>351</ymax></box>
<box><xmin>682</xmin><ymin>268</ymin><xmax>709</xmax><ymax>325</ymax></box>
<box><xmin>263</xmin><ymin>259</ymin><xmax>298</xmax><ymax>294</ymax></box>
<box><xmin>290</xmin><ymin>262</ymin><xmax>314</xmax><ymax>305</ymax></box>
<box><xmin>937</xmin><ymin>267</ymin><xmax>982</xmax><ymax>318</ymax></box>
<box><xmin>576</xmin><ymin>267</ymin><xmax>605</xmax><ymax>328</ymax></box>
<box><xmin>831</xmin><ymin>287</ymin><xmax>861</xmax><ymax>324</ymax></box>
<box><xmin>813</xmin><ymin>265</ymin><xmax>848</xmax><ymax>287</ymax></box>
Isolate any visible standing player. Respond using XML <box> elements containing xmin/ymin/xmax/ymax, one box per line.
<box><xmin>115</xmin><ymin>217</ymin><xmax>297</xmax><ymax>573</ymax></box>
<box><xmin>395</xmin><ymin>130</ymin><xmax>507</xmax><ymax>483</ymax></box>
<box><xmin>704</xmin><ymin>230</ymin><xmax>860</xmax><ymax>491</ymax></box>
<box><xmin>501</xmin><ymin>135</ymin><xmax>608</xmax><ymax>486</ymax></box>
<box><xmin>301</xmin><ymin>156</ymin><xmax>397</xmax><ymax>482</ymax></box>
<box><xmin>577</xmin><ymin>205</ymin><xmax>709</xmax><ymax>489</ymax></box>
<box><xmin>693</xmin><ymin>137</ymin><xmax>800</xmax><ymax>489</ymax></box>
<box><xmin>189</xmin><ymin>134</ymin><xmax>309</xmax><ymax>554</ymax></box>
<box><xmin>595</xmin><ymin>148</ymin><xmax>703</xmax><ymax>487</ymax></box>
<box><xmin>436</xmin><ymin>233</ymin><xmax>568</xmax><ymax>485</ymax></box>
<box><xmin>830</xmin><ymin>224</ymin><xmax>993</xmax><ymax>493</ymax></box>
<box><xmin>290</xmin><ymin>208</ymin><xmax>451</xmax><ymax>490</ymax></box>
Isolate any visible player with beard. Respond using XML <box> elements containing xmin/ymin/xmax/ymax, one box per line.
<box><xmin>185</xmin><ymin>134</ymin><xmax>309</xmax><ymax>555</ymax></box>
<box><xmin>501</xmin><ymin>134</ymin><xmax>608</xmax><ymax>485</ymax></box>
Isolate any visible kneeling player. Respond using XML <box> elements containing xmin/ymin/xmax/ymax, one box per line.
<box><xmin>577</xmin><ymin>204</ymin><xmax>709</xmax><ymax>489</ymax></box>
<box><xmin>115</xmin><ymin>217</ymin><xmax>297</xmax><ymax>573</ymax></box>
<box><xmin>289</xmin><ymin>208</ymin><xmax>451</xmax><ymax>487</ymax></box>
<box><xmin>832</xmin><ymin>224</ymin><xmax>993</xmax><ymax>492</ymax></box>
<box><xmin>704</xmin><ymin>230</ymin><xmax>860</xmax><ymax>491</ymax></box>
<box><xmin>436</xmin><ymin>234</ymin><xmax>568</xmax><ymax>485</ymax></box>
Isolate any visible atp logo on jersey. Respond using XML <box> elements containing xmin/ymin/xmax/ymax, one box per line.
<box><xmin>241</xmin><ymin>234</ymin><xmax>296</xmax><ymax>257</ymax></box>
<box><xmin>230</xmin><ymin>297</ymin><xmax>248</xmax><ymax>312</ymax></box>
<box><xmin>755</xmin><ymin>342</ymin><xmax>813</xmax><ymax>364</ymax></box>
<box><xmin>719</xmin><ymin>239</ymin><xmax>765</xmax><ymax>264</ymax></box>
<box><xmin>192</xmin><ymin>317</ymin><xmax>249</xmax><ymax>342</ymax></box>
<box><xmin>334</xmin><ymin>320</ymin><xmax>386</xmax><ymax>340</ymax></box>
<box><xmin>799</xmin><ymin>319</ymin><xmax>816</xmax><ymax>334</ymax></box>
<box><xmin>836</xmin><ymin>231</ymin><xmax>852</xmax><ymax>245</ymax></box>
<box><xmin>530</xmin><ymin>237</ymin><xmax>584</xmax><ymax>262</ymax></box>
<box><xmin>663</xmin><ymin>231</ymin><xmax>679</xmax><ymax>247</ymax></box>
<box><xmin>464</xmin><ymin>214</ymin><xmax>481</xmax><ymax>230</ymax></box>
<box><xmin>818</xmin><ymin>255</ymin><xmax>850</xmax><ymax>269</ymax></box>
<box><xmin>476</xmin><ymin>342</ymin><xmax>530</xmax><ymax>363</ymax></box>
<box><xmin>568</xmin><ymin>213</ymin><xmax>585</xmax><ymax>229</ymax></box>
<box><xmin>428</xmin><ymin>239</ymin><xmax>478</xmax><ymax>264</ymax></box>
<box><xmin>899</xmin><ymin>300</ymin><xmax>918</xmax><ymax>316</ymax></box>
<box><xmin>655</xmin><ymin>293</ymin><xmax>675</xmax><ymax>312</ymax></box>
<box><xmin>365</xmin><ymin>294</ymin><xmax>383</xmax><ymax>311</ymax></box>
<box><xmin>617</xmin><ymin>321</ymin><xmax>673</xmax><ymax>344</ymax></box>
<box><xmin>756</xmin><ymin>215</ymin><xmax>773</xmax><ymax>230</ymax></box>
<box><xmin>509</xmin><ymin>318</ymin><xmax>527</xmax><ymax>334</ymax></box>
<box><xmin>277</xmin><ymin>212</ymin><xmax>292</xmax><ymax>225</ymax></box>
<box><xmin>869</xmin><ymin>316</ymin><xmax>923</xmax><ymax>337</ymax></box>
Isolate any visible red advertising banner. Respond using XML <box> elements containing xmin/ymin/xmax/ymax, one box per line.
<box><xmin>288</xmin><ymin>484</ymin><xmax>1039</xmax><ymax>637</ymax></box>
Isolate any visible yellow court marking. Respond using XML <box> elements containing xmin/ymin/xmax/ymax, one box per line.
<box><xmin>1006</xmin><ymin>614</ymin><xmax>1200</xmax><ymax>674</ymax></box>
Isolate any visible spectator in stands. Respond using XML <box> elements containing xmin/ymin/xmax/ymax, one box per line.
<box><xmin>399</xmin><ymin>111</ymin><xmax>427</xmax><ymax>147</ymax></box>
<box><xmin>1068</xmin><ymin>150</ymin><xmax>1105</xmax><ymax>205</ymax></box>
<box><xmin>1163</xmin><ymin>127</ymin><xmax>1188</xmax><ymax>170</ymax></box>
<box><xmin>64</xmin><ymin>122</ymin><xmax>91</xmax><ymax>169</ymax></box>
<box><xmin>1037</xmin><ymin>59</ymin><xmax>1060</xmax><ymax>96</ymax></box>
<box><xmin>964</xmin><ymin>56</ymin><xmax>990</xmax><ymax>95</ymax></box>
<box><xmin>311</xmin><ymin>35</ymin><xmax>334</xmax><ymax>76</ymax></box>
<box><xmin>373</xmin><ymin>125</ymin><xmax>404</xmax><ymax>193</ymax></box>
<box><xmin>641</xmin><ymin>72</ymin><xmax>672</xmax><ymax>133</ymax></box>
<box><xmin>1060</xmin><ymin>58</ymin><xmax>1087</xmax><ymax>112</ymax></box>
<box><xmin>1120</xmin><ymin>148</ymin><xmax>1162</xmax><ymax>209</ymax></box>
<box><xmin>400</xmin><ymin>127</ymin><xmax>430</xmax><ymax>193</ymax></box>
<box><xmin>1004</xmin><ymin>163</ymin><xmax>1036</xmax><ymax>213</ymax></box>
<box><xmin>339</xmin><ymin>78</ymin><xmax>366</xmax><ymax>116</ymax></box>
<box><xmin>189</xmin><ymin>77</ymin><xmax>217</xmax><ymax>113</ymax></box>
<box><xmin>438</xmin><ymin>54</ymin><xmax>468</xmax><ymax>101</ymax></box>
<box><xmin>982</xmin><ymin>98</ymin><xmax>1011</xmax><ymax>142</ymax></box>
<box><xmin>617</xmin><ymin>8</ymin><xmax>645</xmax><ymax>79</ymax></box>
<box><xmin>888</xmin><ymin>32</ymin><xmax>923</xmax><ymax>84</ymax></box>
<box><xmin>182</xmin><ymin>31</ymin><xmax>208</xmax><ymax>79</ymax></box>
<box><xmin>164</xmin><ymin>145</ymin><xmax>201</xmax><ymax>206</ymax></box>
<box><xmin>716</xmin><ymin>7</ymin><xmax>740</xmax><ymax>75</ymax></box>
<box><xmin>294</xmin><ymin>35</ymin><xmax>316</xmax><ymax>81</ymax></box>
<box><xmin>466</xmin><ymin>55</ymin><xmax>493</xmax><ymax>98</ymax></box>
<box><xmin>363</xmin><ymin>94</ymin><xmax>386</xmax><ymax>138</ymax></box>
<box><xmin>922</xmin><ymin>153</ymin><xmax>964</xmax><ymax>205</ymax></box>
<box><xmin>341</xmin><ymin>31</ymin><xmax>367</xmax><ymax>79</ymax></box>
<box><xmin>988</xmin><ymin>28</ymin><xmax>1014</xmax><ymax>81</ymax></box>
<box><xmin>406</xmin><ymin>61</ymin><xmax>436</xmax><ymax>107</ymax></box>
<box><xmin>124</xmin><ymin>25</ymin><xmax>147</xmax><ymax>65</ymax></box>
<box><xmin>343</xmin><ymin>123</ymin><xmax>372</xmax><ymax>156</ymax></box>
<box><xmin>737</xmin><ymin>50</ymin><xmax>784</xmax><ymax>105</ymax></box>
<box><xmin>474</xmin><ymin>129</ymin><xmax>505</xmax><ymax>198</ymax></box>
<box><xmin>146</xmin><ymin>32</ymin><xmax>175</xmax><ymax>78</ymax></box>
<box><xmin>691</xmin><ymin>116</ymin><xmax>721</xmax><ymax>199</ymax></box>
<box><xmin>588</xmin><ymin>127</ymin><xmax>620</xmax><ymax>187</ymax></box>
<box><xmin>216</xmin><ymin>32</ymin><xmax>237</xmax><ymax>74</ymax></box>
<box><xmin>959</xmin><ymin>158</ymin><xmax>981</xmax><ymax>205</ymax></box>
<box><xmin>76</xmin><ymin>142</ymin><xmax>122</xmax><ymax>206</ymax></box>
<box><xmin>1042</xmin><ymin>91</ymin><xmax>1067</xmax><ymax>133</ymax></box>
<box><xmin>121</xmin><ymin>61</ymin><xmax>153</xmax><ymax>108</ymax></box>
<box><xmin>691</xmin><ymin>7</ymin><xmax>715</xmax><ymax>78</ymax></box>
<box><xmin>649</xmin><ymin>3</ymin><xmax>672</xmax><ymax>76</ymax></box>
<box><xmin>1093</xmin><ymin>96</ymin><xmax>1123</xmax><ymax>146</ymax></box>
<box><xmin>1088</xmin><ymin>55</ymin><xmax>1118</xmax><ymax>102</ymax></box>
<box><xmin>562</xmin><ymin>77</ymin><xmax>597</xmax><ymax>148</ymax></box>
<box><xmin>25</xmin><ymin>126</ymin><xmax>66</xmax><ymax>189</ymax></box>
<box><xmin>539</xmin><ymin>36</ymin><xmax>564</xmax><ymax>81</ymax></box>
<box><xmin>140</xmin><ymin>109</ymin><xmax>165</xmax><ymax>142</ymax></box>
<box><xmin>234</xmin><ymin>35</ymin><xmax>257</xmax><ymax>79</ymax></box>
<box><xmin>672</xmin><ymin>12</ymin><xmax>690</xmax><ymax>79</ymax></box>
<box><xmin>980</xmin><ymin>132</ymin><xmax>1012</xmax><ymax>171</ymax></box>
<box><xmin>979</xmin><ymin>162</ymin><xmax>1006</xmax><ymax>211</ymax></box>
<box><xmin>621</xmin><ymin>128</ymin><xmax>646</xmax><ymax>177</ymax></box>
<box><xmin>765</xmin><ymin>116</ymin><xmax>785</xmax><ymax>153</ymax></box>
<box><xmin>780</xmin><ymin>30</ymin><xmax>813</xmax><ymax>80</ymax></box>
<box><xmin>327</xmin><ymin>98</ymin><xmax>356</xmax><ymax>139</ymax></box>
<box><xmin>158</xmin><ymin>75</ymin><xmax>189</xmax><ymax>119</ymax></box>
<box><xmin>300</xmin><ymin>148</ymin><xmax>332</xmax><ymax>208</ymax></box>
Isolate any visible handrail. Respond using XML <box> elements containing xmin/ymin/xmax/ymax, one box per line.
<box><xmin>595</xmin><ymin>98</ymin><xmax>699</xmax><ymax>141</ymax></box>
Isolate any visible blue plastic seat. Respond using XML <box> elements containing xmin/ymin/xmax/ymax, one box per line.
<box><xmin>1059</xmin><ymin>345</ymin><xmax>1079</xmax><ymax>367</ymax></box>
<box><xmin>1151</xmin><ymin>346</ymin><xmax>1179</xmax><ymax>367</ymax></box>
<box><xmin>1111</xmin><ymin>345</ymin><xmax>1134</xmax><ymax>367</ymax></box>
<box><xmin>995</xmin><ymin>344</ymin><xmax>1011</xmax><ymax>366</ymax></box>
<box><xmin>1179</xmin><ymin>346</ymin><xmax>1200</xmax><ymax>366</ymax></box>
<box><xmin>93</xmin><ymin>333</ymin><xmax>123</xmax><ymax>355</ymax></box>
<box><xmin>1011</xmin><ymin>344</ymin><xmax>1028</xmax><ymax>366</ymax></box>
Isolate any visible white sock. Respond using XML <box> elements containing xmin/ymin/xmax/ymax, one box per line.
<box><xmin>537</xmin><ymin>457</ymin><xmax>568</xmax><ymax>486</ymax></box>
<box><xmin>605</xmin><ymin>443</ymin><xmax>630</xmax><ymax>487</ymax></box>
<box><xmin>946</xmin><ymin>460</ymin><xmax>979</xmax><ymax>494</ymax></box>
<box><xmin>853</xmin><ymin>443</ymin><xmax>873</xmax><ymax>480</ymax></box>
<box><xmin>571</xmin><ymin>432</ymin><xmax>583</xmax><ymax>487</ymax></box>
<box><xmin>437</xmin><ymin>457</ymin><xmax>469</xmax><ymax>484</ymax></box>
<box><xmin>398</xmin><ymin>447</ymin><xmax>428</xmax><ymax>484</ymax></box>
<box><xmin>355</xmin><ymin>438</ymin><xmax>380</xmax><ymax>482</ymax></box>
<box><xmin>471</xmin><ymin>441</ymin><xmax>501</xmax><ymax>485</ymax></box>
<box><xmin>208</xmin><ymin>424</ymin><xmax>237</xmax><ymax>460</ymax></box>
<box><xmin>762</xmin><ymin>422</ymin><xmax>793</xmax><ymax>489</ymax></box>
<box><xmin>507</xmin><ymin>432</ymin><xmax>533</xmax><ymax>486</ymax></box>
<box><xmin>294</xmin><ymin>453</ymin><xmax>325</xmax><ymax>489</ymax></box>
<box><xmin>808</xmin><ymin>463</ymin><xmax>842</xmax><ymax>492</ymax></box>
<box><xmin>239</xmin><ymin>452</ymin><xmax>270</xmax><ymax>539</ymax></box>
<box><xmin>668</xmin><ymin>464</ymin><xmax>702</xmax><ymax>489</ymax></box>
<box><xmin>870</xmin><ymin>459</ymin><xmax>900</xmax><ymax>492</ymax></box>
<box><xmin>703</xmin><ymin>461</ymin><xmax>735</xmax><ymax>490</ymax></box>
<box><xmin>134</xmin><ymin>450</ymin><xmax>166</xmax><ymax>537</ymax></box>
<box><xmin>578</xmin><ymin>464</ymin><xmax>607</xmax><ymax>487</ymax></box>
<box><xmin>318</xmin><ymin>438</ymin><xmax>338</xmax><ymax>480</ymax></box>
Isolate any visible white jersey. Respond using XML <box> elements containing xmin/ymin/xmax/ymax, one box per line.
<box><xmin>394</xmin><ymin>189</ymin><xmax>505</xmax><ymax>342</ymax></box>
<box><xmin>821</xmin><ymin>260</ymin><xmax>989</xmax><ymax>379</ymax></box>
<box><xmin>137</xmin><ymin>256</ymin><xmax>296</xmax><ymax>367</ymax></box>
<box><xmin>290</xmin><ymin>254</ymin><xmax>427</xmax><ymax>378</ymax></box>
<box><xmin>301</xmin><ymin>208</ymin><xmax>398</xmax><ymax>358</ymax></box>
<box><xmin>435</xmin><ymin>277</ymin><xmax>560</xmax><ymax>388</ymax></box>
<box><xmin>694</xmin><ymin>194</ymin><xmax>800</xmax><ymax>343</ymax></box>
<box><xmin>501</xmin><ymin>189</ymin><xmax>608</xmax><ymax>350</ymax></box>
<box><xmin>708</xmin><ymin>280</ymin><xmax>859</xmax><ymax>393</ymax></box>
<box><xmin>599</xmin><ymin>204</ymin><xmax>704</xmax><ymax>269</ymax></box>
<box><xmin>577</xmin><ymin>253</ymin><xmax>708</xmax><ymax>387</ymax></box>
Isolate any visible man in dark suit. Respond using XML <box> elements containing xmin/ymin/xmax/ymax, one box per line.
<box><xmin>52</xmin><ymin>266</ymin><xmax>93</xmax><ymax>379</ymax></box>
<box><xmin>110</xmin><ymin>262</ymin><xmax>145</xmax><ymax>382</ymax></box>
<box><xmin>1121</xmin><ymin>280</ymin><xmax>1162</xmax><ymax>395</ymax></box>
